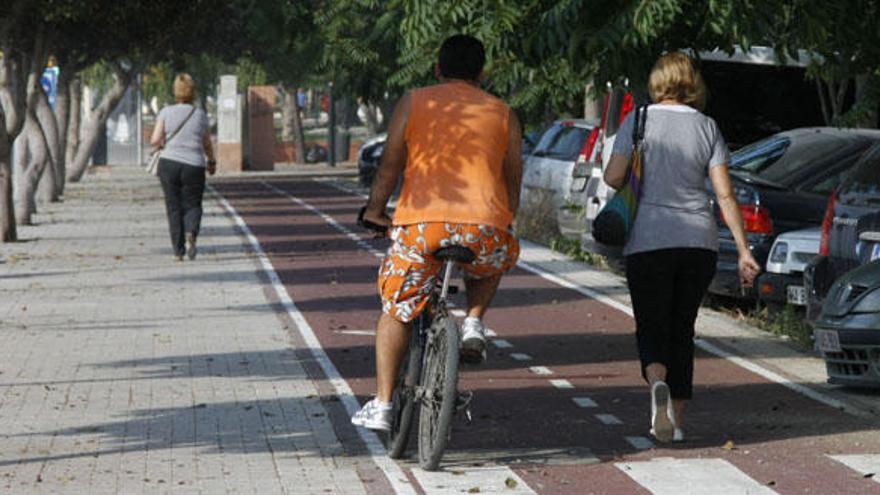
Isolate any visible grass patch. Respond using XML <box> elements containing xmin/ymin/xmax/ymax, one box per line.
<box><xmin>548</xmin><ymin>235</ymin><xmax>608</xmax><ymax>269</ymax></box>
<box><xmin>708</xmin><ymin>297</ymin><xmax>814</xmax><ymax>349</ymax></box>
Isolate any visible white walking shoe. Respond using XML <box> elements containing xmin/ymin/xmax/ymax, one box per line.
<box><xmin>351</xmin><ymin>398</ymin><xmax>392</xmax><ymax>431</ymax></box>
<box><xmin>649</xmin><ymin>381</ymin><xmax>674</xmax><ymax>443</ymax></box>
<box><xmin>460</xmin><ymin>317</ymin><xmax>487</xmax><ymax>364</ymax></box>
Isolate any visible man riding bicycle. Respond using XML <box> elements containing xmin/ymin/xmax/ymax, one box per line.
<box><xmin>351</xmin><ymin>34</ymin><xmax>524</xmax><ymax>431</ymax></box>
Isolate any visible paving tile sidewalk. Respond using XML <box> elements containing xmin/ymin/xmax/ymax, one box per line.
<box><xmin>0</xmin><ymin>167</ymin><xmax>368</xmax><ymax>494</ymax></box>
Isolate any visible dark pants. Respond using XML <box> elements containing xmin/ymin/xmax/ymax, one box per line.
<box><xmin>625</xmin><ymin>248</ymin><xmax>717</xmax><ymax>399</ymax></box>
<box><xmin>158</xmin><ymin>158</ymin><xmax>206</xmax><ymax>256</ymax></box>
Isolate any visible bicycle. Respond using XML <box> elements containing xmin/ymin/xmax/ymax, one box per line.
<box><xmin>358</xmin><ymin>208</ymin><xmax>473</xmax><ymax>471</ymax></box>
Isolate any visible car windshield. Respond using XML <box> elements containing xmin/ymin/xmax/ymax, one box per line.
<box><xmin>531</xmin><ymin>123</ymin><xmax>590</xmax><ymax>161</ymax></box>
<box><xmin>731</xmin><ymin>133</ymin><xmax>856</xmax><ymax>187</ymax></box>
<box><xmin>839</xmin><ymin>144</ymin><xmax>880</xmax><ymax>203</ymax></box>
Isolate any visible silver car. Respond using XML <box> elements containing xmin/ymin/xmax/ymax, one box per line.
<box><xmin>519</xmin><ymin>119</ymin><xmax>597</xmax><ymax>233</ymax></box>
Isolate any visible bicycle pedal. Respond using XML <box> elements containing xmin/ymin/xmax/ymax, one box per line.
<box><xmin>455</xmin><ymin>390</ymin><xmax>474</xmax><ymax>411</ymax></box>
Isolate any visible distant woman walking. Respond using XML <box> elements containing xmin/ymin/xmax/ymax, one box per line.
<box><xmin>603</xmin><ymin>52</ymin><xmax>760</xmax><ymax>442</ymax></box>
<box><xmin>150</xmin><ymin>74</ymin><xmax>216</xmax><ymax>261</ymax></box>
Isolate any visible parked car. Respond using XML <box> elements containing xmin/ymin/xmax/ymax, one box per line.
<box><xmin>357</xmin><ymin>134</ymin><xmax>386</xmax><ymax>187</ymax></box>
<box><xmin>707</xmin><ymin>127</ymin><xmax>880</xmax><ymax>299</ymax></box>
<box><xmin>805</xmin><ymin>141</ymin><xmax>880</xmax><ymax>321</ymax></box>
<box><xmin>521</xmin><ymin>119</ymin><xmax>599</xmax><ymax>217</ymax></box>
<box><xmin>756</xmin><ymin>227</ymin><xmax>821</xmax><ymax>307</ymax></box>
<box><xmin>560</xmin><ymin>87</ymin><xmax>634</xmax><ymax>242</ymax></box>
<box><xmin>813</xmin><ymin>259</ymin><xmax>880</xmax><ymax>388</ymax></box>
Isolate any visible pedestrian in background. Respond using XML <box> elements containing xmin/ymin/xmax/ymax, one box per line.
<box><xmin>603</xmin><ymin>52</ymin><xmax>760</xmax><ymax>443</ymax></box>
<box><xmin>150</xmin><ymin>73</ymin><xmax>216</xmax><ymax>261</ymax></box>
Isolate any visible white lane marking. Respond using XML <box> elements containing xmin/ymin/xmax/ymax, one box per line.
<box><xmin>624</xmin><ymin>436</ymin><xmax>654</xmax><ymax>450</ymax></box>
<box><xmin>573</xmin><ymin>397</ymin><xmax>598</xmax><ymax>408</ymax></box>
<box><xmin>516</xmin><ymin>259</ymin><xmax>852</xmax><ymax>414</ymax></box>
<box><xmin>492</xmin><ymin>339</ymin><xmax>513</xmax><ymax>349</ymax></box>
<box><xmin>510</xmin><ymin>353</ymin><xmax>533</xmax><ymax>361</ymax></box>
<box><xmin>335</xmin><ymin>330</ymin><xmax>377</xmax><ymax>336</ymax></box>
<box><xmin>616</xmin><ymin>458</ymin><xmax>778</xmax><ymax>494</ymax></box>
<box><xmin>829</xmin><ymin>455</ymin><xmax>880</xmax><ymax>484</ymax></box>
<box><xmin>485</xmin><ymin>328</ymin><xmax>498</xmax><ymax>337</ymax></box>
<box><xmin>211</xmin><ymin>187</ymin><xmax>414</xmax><ymax>495</ymax></box>
<box><xmin>550</xmin><ymin>379</ymin><xmax>574</xmax><ymax>389</ymax></box>
<box><xmin>595</xmin><ymin>414</ymin><xmax>623</xmax><ymax>425</ymax></box>
<box><xmin>411</xmin><ymin>466</ymin><xmax>536</xmax><ymax>495</ymax></box>
<box><xmin>261</xmin><ymin>181</ymin><xmax>387</xmax><ymax>259</ymax></box>
<box><xmin>450</xmin><ymin>309</ymin><xmax>467</xmax><ymax>318</ymax></box>
<box><xmin>529</xmin><ymin>366</ymin><xmax>553</xmax><ymax>376</ymax></box>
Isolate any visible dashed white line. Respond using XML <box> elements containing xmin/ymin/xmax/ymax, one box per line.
<box><xmin>492</xmin><ymin>339</ymin><xmax>514</xmax><ymax>349</ymax></box>
<box><xmin>450</xmin><ymin>309</ymin><xmax>467</xmax><ymax>318</ymax></box>
<box><xmin>510</xmin><ymin>353</ymin><xmax>533</xmax><ymax>361</ymax></box>
<box><xmin>550</xmin><ymin>379</ymin><xmax>574</xmax><ymax>389</ymax></box>
<box><xmin>572</xmin><ymin>397</ymin><xmax>598</xmax><ymax>408</ymax></box>
<box><xmin>625</xmin><ymin>436</ymin><xmax>654</xmax><ymax>450</ymax></box>
<box><xmin>595</xmin><ymin>414</ymin><xmax>623</xmax><ymax>425</ymax></box>
<box><xmin>529</xmin><ymin>366</ymin><xmax>553</xmax><ymax>376</ymax></box>
<box><xmin>484</xmin><ymin>328</ymin><xmax>498</xmax><ymax>337</ymax></box>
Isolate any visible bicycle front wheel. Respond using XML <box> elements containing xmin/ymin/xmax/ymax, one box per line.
<box><xmin>418</xmin><ymin>315</ymin><xmax>460</xmax><ymax>471</ymax></box>
<box><xmin>385</xmin><ymin>316</ymin><xmax>424</xmax><ymax>458</ymax></box>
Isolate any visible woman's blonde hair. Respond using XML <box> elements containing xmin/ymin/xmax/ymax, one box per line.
<box><xmin>648</xmin><ymin>52</ymin><xmax>706</xmax><ymax>111</ymax></box>
<box><xmin>173</xmin><ymin>73</ymin><xmax>196</xmax><ymax>104</ymax></box>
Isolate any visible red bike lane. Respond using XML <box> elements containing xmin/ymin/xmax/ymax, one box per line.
<box><xmin>212</xmin><ymin>176</ymin><xmax>880</xmax><ymax>495</ymax></box>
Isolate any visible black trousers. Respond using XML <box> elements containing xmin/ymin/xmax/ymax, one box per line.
<box><xmin>625</xmin><ymin>248</ymin><xmax>717</xmax><ymax>399</ymax></box>
<box><xmin>158</xmin><ymin>158</ymin><xmax>206</xmax><ymax>256</ymax></box>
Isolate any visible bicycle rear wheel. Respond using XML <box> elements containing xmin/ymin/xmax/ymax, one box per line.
<box><xmin>418</xmin><ymin>315</ymin><xmax>460</xmax><ymax>471</ymax></box>
<box><xmin>385</xmin><ymin>316</ymin><xmax>424</xmax><ymax>458</ymax></box>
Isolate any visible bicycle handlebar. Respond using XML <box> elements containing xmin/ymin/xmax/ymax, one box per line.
<box><xmin>357</xmin><ymin>206</ymin><xmax>389</xmax><ymax>234</ymax></box>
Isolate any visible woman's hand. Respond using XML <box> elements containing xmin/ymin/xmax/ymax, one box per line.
<box><xmin>738</xmin><ymin>253</ymin><xmax>761</xmax><ymax>289</ymax></box>
<box><xmin>207</xmin><ymin>159</ymin><xmax>216</xmax><ymax>176</ymax></box>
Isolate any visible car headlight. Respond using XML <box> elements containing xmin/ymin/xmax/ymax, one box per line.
<box><xmin>852</xmin><ymin>288</ymin><xmax>880</xmax><ymax>313</ymax></box>
<box><xmin>769</xmin><ymin>242</ymin><xmax>788</xmax><ymax>264</ymax></box>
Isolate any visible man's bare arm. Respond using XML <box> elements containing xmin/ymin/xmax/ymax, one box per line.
<box><xmin>364</xmin><ymin>92</ymin><xmax>411</xmax><ymax>225</ymax></box>
<box><xmin>503</xmin><ymin>108</ymin><xmax>523</xmax><ymax>214</ymax></box>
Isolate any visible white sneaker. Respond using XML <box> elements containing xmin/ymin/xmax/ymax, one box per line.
<box><xmin>351</xmin><ymin>398</ymin><xmax>392</xmax><ymax>431</ymax></box>
<box><xmin>669</xmin><ymin>407</ymin><xmax>685</xmax><ymax>442</ymax></box>
<box><xmin>649</xmin><ymin>381</ymin><xmax>674</xmax><ymax>443</ymax></box>
<box><xmin>460</xmin><ymin>317</ymin><xmax>487</xmax><ymax>364</ymax></box>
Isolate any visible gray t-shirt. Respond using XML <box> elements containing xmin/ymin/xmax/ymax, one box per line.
<box><xmin>612</xmin><ymin>104</ymin><xmax>730</xmax><ymax>256</ymax></box>
<box><xmin>157</xmin><ymin>103</ymin><xmax>209</xmax><ymax>167</ymax></box>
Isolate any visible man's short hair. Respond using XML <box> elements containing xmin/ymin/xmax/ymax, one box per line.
<box><xmin>438</xmin><ymin>34</ymin><xmax>485</xmax><ymax>81</ymax></box>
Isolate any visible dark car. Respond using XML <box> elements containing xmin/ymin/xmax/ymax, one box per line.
<box><xmin>806</xmin><ymin>142</ymin><xmax>880</xmax><ymax>321</ymax></box>
<box><xmin>707</xmin><ymin>128</ymin><xmax>880</xmax><ymax>299</ymax></box>
<box><xmin>812</xmin><ymin>260</ymin><xmax>880</xmax><ymax>388</ymax></box>
<box><xmin>357</xmin><ymin>134</ymin><xmax>386</xmax><ymax>187</ymax></box>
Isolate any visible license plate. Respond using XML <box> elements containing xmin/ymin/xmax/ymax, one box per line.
<box><xmin>815</xmin><ymin>329</ymin><xmax>842</xmax><ymax>353</ymax></box>
<box><xmin>786</xmin><ymin>285</ymin><xmax>807</xmax><ymax>306</ymax></box>
<box><xmin>872</xmin><ymin>243</ymin><xmax>880</xmax><ymax>261</ymax></box>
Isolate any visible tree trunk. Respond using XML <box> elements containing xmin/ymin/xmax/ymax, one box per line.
<box><xmin>282</xmin><ymin>85</ymin><xmax>306</xmax><ymax>164</ymax></box>
<box><xmin>281</xmin><ymin>86</ymin><xmax>295</xmax><ymax>142</ymax></box>
<box><xmin>15</xmin><ymin>114</ymin><xmax>50</xmax><ymax>225</ymax></box>
<box><xmin>35</xmin><ymin>90</ymin><xmax>60</xmax><ymax>203</ymax></box>
<box><xmin>65</xmin><ymin>77</ymin><xmax>81</xmax><ymax>170</ymax></box>
<box><xmin>0</xmin><ymin>132</ymin><xmax>15</xmax><ymax>242</ymax></box>
<box><xmin>66</xmin><ymin>67</ymin><xmax>132</xmax><ymax>182</ymax></box>
<box><xmin>53</xmin><ymin>69</ymin><xmax>69</xmax><ymax>197</ymax></box>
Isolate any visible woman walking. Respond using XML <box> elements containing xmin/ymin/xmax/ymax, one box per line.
<box><xmin>603</xmin><ymin>52</ymin><xmax>760</xmax><ymax>443</ymax></box>
<box><xmin>150</xmin><ymin>73</ymin><xmax>216</xmax><ymax>261</ymax></box>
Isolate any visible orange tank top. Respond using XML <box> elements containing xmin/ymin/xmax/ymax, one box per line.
<box><xmin>393</xmin><ymin>82</ymin><xmax>512</xmax><ymax>229</ymax></box>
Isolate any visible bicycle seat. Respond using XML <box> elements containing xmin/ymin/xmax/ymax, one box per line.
<box><xmin>432</xmin><ymin>245</ymin><xmax>476</xmax><ymax>264</ymax></box>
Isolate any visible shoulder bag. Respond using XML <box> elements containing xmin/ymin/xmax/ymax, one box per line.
<box><xmin>146</xmin><ymin>105</ymin><xmax>197</xmax><ymax>176</ymax></box>
<box><xmin>591</xmin><ymin>104</ymin><xmax>649</xmax><ymax>246</ymax></box>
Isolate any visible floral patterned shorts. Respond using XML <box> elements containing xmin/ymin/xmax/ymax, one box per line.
<box><xmin>379</xmin><ymin>223</ymin><xmax>520</xmax><ymax>322</ymax></box>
